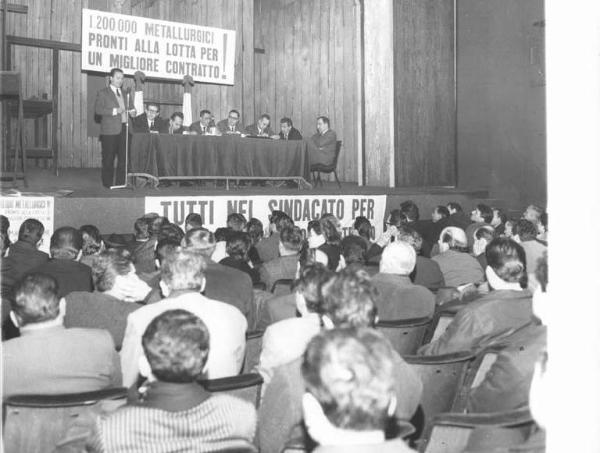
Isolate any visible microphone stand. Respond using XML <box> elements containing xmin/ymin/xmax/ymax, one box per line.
<box><xmin>110</xmin><ymin>90</ymin><xmax>133</xmax><ymax>190</ymax></box>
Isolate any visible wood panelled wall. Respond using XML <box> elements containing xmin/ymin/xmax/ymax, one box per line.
<box><xmin>393</xmin><ymin>0</ymin><xmax>456</xmax><ymax>186</ymax></box>
<box><xmin>254</xmin><ymin>0</ymin><xmax>358</xmax><ymax>183</ymax></box>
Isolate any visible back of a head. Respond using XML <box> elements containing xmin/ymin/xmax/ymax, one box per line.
<box><xmin>227</xmin><ymin>213</ymin><xmax>247</xmax><ymax>232</ymax></box>
<box><xmin>515</xmin><ymin>219</ymin><xmax>538</xmax><ymax>241</ymax></box>
<box><xmin>434</xmin><ymin>205</ymin><xmax>450</xmax><ymax>219</ymax></box>
<box><xmin>183</xmin><ymin>228</ymin><xmax>216</xmax><ymax>258</ymax></box>
<box><xmin>353</xmin><ymin>216</ymin><xmax>372</xmax><ymax>242</ymax></box>
<box><xmin>149</xmin><ymin>216</ymin><xmax>169</xmax><ymax>237</ymax></box>
<box><xmin>280</xmin><ymin>226</ymin><xmax>304</xmax><ymax>253</ymax></box>
<box><xmin>301</xmin><ymin>327</ymin><xmax>395</xmax><ymax>432</ymax></box>
<box><xmin>321</xmin><ymin>267</ymin><xmax>378</xmax><ymax>328</ymax></box>
<box><xmin>50</xmin><ymin>226</ymin><xmax>83</xmax><ymax>259</ymax></box>
<box><xmin>447</xmin><ymin>202</ymin><xmax>463</xmax><ymax>213</ymax></box>
<box><xmin>395</xmin><ymin>224</ymin><xmax>423</xmax><ymax>253</ymax></box>
<box><xmin>341</xmin><ymin>235</ymin><xmax>367</xmax><ymax>265</ymax></box>
<box><xmin>155</xmin><ymin>239</ymin><xmax>180</xmax><ymax>266</ymax></box>
<box><xmin>295</xmin><ymin>263</ymin><xmax>332</xmax><ymax>312</ymax></box>
<box><xmin>80</xmin><ymin>224</ymin><xmax>103</xmax><ymax>256</ymax></box>
<box><xmin>92</xmin><ymin>249</ymin><xmax>133</xmax><ymax>292</ymax></box>
<box><xmin>387</xmin><ymin>209</ymin><xmax>407</xmax><ymax>228</ymax></box>
<box><xmin>379</xmin><ymin>241</ymin><xmax>416</xmax><ymax>276</ymax></box>
<box><xmin>439</xmin><ymin>226</ymin><xmax>468</xmax><ymax>252</ymax></box>
<box><xmin>134</xmin><ymin>217</ymin><xmax>150</xmax><ymax>240</ymax></box>
<box><xmin>226</xmin><ymin>231</ymin><xmax>251</xmax><ymax>260</ymax></box>
<box><xmin>319</xmin><ymin>215</ymin><xmax>342</xmax><ymax>246</ymax></box>
<box><xmin>476</xmin><ymin>204</ymin><xmax>493</xmax><ymax>224</ymax></box>
<box><xmin>270</xmin><ymin>210</ymin><xmax>294</xmax><ymax>233</ymax></box>
<box><xmin>486</xmin><ymin>237</ymin><xmax>527</xmax><ymax>286</ymax></box>
<box><xmin>158</xmin><ymin>223</ymin><xmax>185</xmax><ymax>245</ymax></box>
<box><xmin>184</xmin><ymin>213</ymin><xmax>203</xmax><ymax>232</ymax></box>
<box><xmin>246</xmin><ymin>218</ymin><xmax>264</xmax><ymax>245</ymax></box>
<box><xmin>161</xmin><ymin>248</ymin><xmax>207</xmax><ymax>292</ymax></box>
<box><xmin>142</xmin><ymin>309</ymin><xmax>210</xmax><ymax>383</ymax></box>
<box><xmin>18</xmin><ymin>218</ymin><xmax>44</xmax><ymax>245</ymax></box>
<box><xmin>12</xmin><ymin>273</ymin><xmax>60</xmax><ymax>327</ymax></box>
<box><xmin>0</xmin><ymin>214</ymin><xmax>9</xmax><ymax>234</ymax></box>
<box><xmin>400</xmin><ymin>200</ymin><xmax>419</xmax><ymax>221</ymax></box>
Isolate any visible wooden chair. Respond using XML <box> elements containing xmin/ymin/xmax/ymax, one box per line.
<box><xmin>421</xmin><ymin>309</ymin><xmax>456</xmax><ymax>346</ymax></box>
<box><xmin>310</xmin><ymin>140</ymin><xmax>342</xmax><ymax>188</ymax></box>
<box><xmin>271</xmin><ymin>278</ymin><xmax>294</xmax><ymax>294</ymax></box>
<box><xmin>200</xmin><ymin>373</ymin><xmax>264</xmax><ymax>409</ymax></box>
<box><xmin>3</xmin><ymin>387</ymin><xmax>127</xmax><ymax>453</ymax></box>
<box><xmin>375</xmin><ymin>316</ymin><xmax>432</xmax><ymax>355</ymax></box>
<box><xmin>404</xmin><ymin>351</ymin><xmax>477</xmax><ymax>440</ymax></box>
<box><xmin>244</xmin><ymin>329</ymin><xmax>264</xmax><ymax>372</ymax></box>
<box><xmin>420</xmin><ymin>407</ymin><xmax>539</xmax><ymax>453</ymax></box>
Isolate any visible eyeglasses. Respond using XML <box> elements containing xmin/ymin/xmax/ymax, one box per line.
<box><xmin>229</xmin><ymin>115</ymin><xmax>239</xmax><ymax>120</ymax></box>
<box><xmin>148</xmin><ymin>109</ymin><xmax>159</xmax><ymax>114</ymax></box>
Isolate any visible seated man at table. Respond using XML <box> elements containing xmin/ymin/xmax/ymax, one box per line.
<box><xmin>245</xmin><ymin>113</ymin><xmax>277</xmax><ymax>138</ymax></box>
<box><xmin>131</xmin><ymin>102</ymin><xmax>165</xmax><ymax>133</ymax></box>
<box><xmin>190</xmin><ymin>109</ymin><xmax>215</xmax><ymax>135</ymax></box>
<box><xmin>217</xmin><ymin>109</ymin><xmax>243</xmax><ymax>134</ymax></box>
<box><xmin>308</xmin><ymin>116</ymin><xmax>337</xmax><ymax>167</ymax></box>
<box><xmin>165</xmin><ymin>111</ymin><xmax>189</xmax><ymax>135</ymax></box>
<box><xmin>278</xmin><ymin>117</ymin><xmax>303</xmax><ymax>141</ymax></box>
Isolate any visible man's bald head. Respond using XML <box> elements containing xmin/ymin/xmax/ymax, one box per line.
<box><xmin>379</xmin><ymin>241</ymin><xmax>416</xmax><ymax>276</ymax></box>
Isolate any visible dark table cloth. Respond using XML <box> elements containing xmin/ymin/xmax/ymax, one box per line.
<box><xmin>129</xmin><ymin>133</ymin><xmax>310</xmax><ymax>182</ymax></box>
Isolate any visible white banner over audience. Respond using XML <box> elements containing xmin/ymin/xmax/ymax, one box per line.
<box><xmin>145</xmin><ymin>195</ymin><xmax>387</xmax><ymax>239</ymax></box>
<box><xmin>0</xmin><ymin>197</ymin><xmax>54</xmax><ymax>253</ymax></box>
<box><xmin>81</xmin><ymin>8</ymin><xmax>236</xmax><ymax>85</ymax></box>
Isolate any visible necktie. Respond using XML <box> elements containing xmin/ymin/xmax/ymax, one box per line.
<box><xmin>150</xmin><ymin>121</ymin><xmax>154</xmax><ymax>129</ymax></box>
<box><xmin>116</xmin><ymin>88</ymin><xmax>121</xmax><ymax>98</ymax></box>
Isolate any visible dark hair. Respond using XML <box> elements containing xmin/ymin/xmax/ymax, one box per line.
<box><xmin>80</xmin><ymin>224</ymin><xmax>103</xmax><ymax>256</ymax></box>
<box><xmin>13</xmin><ymin>273</ymin><xmax>60</xmax><ymax>325</ymax></box>
<box><xmin>214</xmin><ymin>227</ymin><xmax>230</xmax><ymax>243</ymax></box>
<box><xmin>269</xmin><ymin>210</ymin><xmax>294</xmax><ymax>232</ymax></box>
<box><xmin>226</xmin><ymin>231</ymin><xmax>251</xmax><ymax>261</ymax></box>
<box><xmin>294</xmin><ymin>263</ymin><xmax>332</xmax><ymax>312</ymax></box>
<box><xmin>485</xmin><ymin>238</ymin><xmax>527</xmax><ymax>286</ymax></box>
<box><xmin>259</xmin><ymin>113</ymin><xmax>270</xmax><ymax>121</ymax></box>
<box><xmin>387</xmin><ymin>209</ymin><xmax>407</xmax><ymax>228</ymax></box>
<box><xmin>145</xmin><ymin>102</ymin><xmax>160</xmax><ymax>112</ymax></box>
<box><xmin>229</xmin><ymin>109</ymin><xmax>240</xmax><ymax>118</ymax></box>
<box><xmin>434</xmin><ymin>206</ymin><xmax>450</xmax><ymax>219</ymax></box>
<box><xmin>341</xmin><ymin>236</ymin><xmax>368</xmax><ymax>265</ymax></box>
<box><xmin>320</xmin><ymin>214</ymin><xmax>341</xmax><ymax>246</ymax></box>
<box><xmin>246</xmin><ymin>218</ymin><xmax>264</xmax><ymax>245</ymax></box>
<box><xmin>158</xmin><ymin>223</ymin><xmax>185</xmax><ymax>245</ymax></box>
<box><xmin>0</xmin><ymin>231</ymin><xmax>8</xmax><ymax>255</ymax></box>
<box><xmin>92</xmin><ymin>249</ymin><xmax>133</xmax><ymax>292</ymax></box>
<box><xmin>476</xmin><ymin>204</ymin><xmax>493</xmax><ymax>224</ymax></box>
<box><xmin>155</xmin><ymin>239</ymin><xmax>180</xmax><ymax>265</ymax></box>
<box><xmin>50</xmin><ymin>227</ymin><xmax>83</xmax><ymax>259</ymax></box>
<box><xmin>182</xmin><ymin>229</ymin><xmax>216</xmax><ymax>258</ymax></box>
<box><xmin>353</xmin><ymin>216</ymin><xmax>372</xmax><ymax>242</ymax></box>
<box><xmin>400</xmin><ymin>200</ymin><xmax>420</xmax><ymax>221</ymax></box>
<box><xmin>0</xmin><ymin>214</ymin><xmax>9</xmax><ymax>233</ymax></box>
<box><xmin>18</xmin><ymin>218</ymin><xmax>44</xmax><ymax>244</ymax></box>
<box><xmin>199</xmin><ymin>109</ymin><xmax>211</xmax><ymax>118</ymax></box>
<box><xmin>280</xmin><ymin>117</ymin><xmax>293</xmax><ymax>127</ymax></box>
<box><xmin>149</xmin><ymin>216</ymin><xmax>169</xmax><ymax>236</ymax></box>
<box><xmin>142</xmin><ymin>309</ymin><xmax>210</xmax><ymax>383</ymax></box>
<box><xmin>280</xmin><ymin>226</ymin><xmax>304</xmax><ymax>252</ymax></box>
<box><xmin>395</xmin><ymin>225</ymin><xmax>423</xmax><ymax>253</ymax></box>
<box><xmin>447</xmin><ymin>202</ymin><xmax>463</xmax><ymax>213</ymax></box>
<box><xmin>184</xmin><ymin>213</ymin><xmax>203</xmax><ymax>230</ymax></box>
<box><xmin>171</xmin><ymin>111</ymin><xmax>184</xmax><ymax>121</ymax></box>
<box><xmin>320</xmin><ymin>267</ymin><xmax>378</xmax><ymax>327</ymax></box>
<box><xmin>109</xmin><ymin>67</ymin><xmax>123</xmax><ymax>77</ymax></box>
<box><xmin>302</xmin><ymin>328</ymin><xmax>396</xmax><ymax>431</ymax></box>
<box><xmin>317</xmin><ymin>116</ymin><xmax>330</xmax><ymax>126</ymax></box>
<box><xmin>308</xmin><ymin>220</ymin><xmax>322</xmax><ymax>236</ymax></box>
<box><xmin>492</xmin><ymin>207</ymin><xmax>507</xmax><ymax>225</ymax></box>
<box><xmin>134</xmin><ymin>217</ymin><xmax>150</xmax><ymax>240</ymax></box>
<box><xmin>515</xmin><ymin>219</ymin><xmax>538</xmax><ymax>241</ymax></box>
<box><xmin>227</xmin><ymin>213</ymin><xmax>247</xmax><ymax>231</ymax></box>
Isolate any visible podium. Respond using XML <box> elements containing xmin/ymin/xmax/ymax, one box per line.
<box><xmin>1</xmin><ymin>71</ymin><xmax>27</xmax><ymax>187</ymax></box>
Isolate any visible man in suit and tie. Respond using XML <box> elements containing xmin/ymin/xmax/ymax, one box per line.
<box><xmin>131</xmin><ymin>102</ymin><xmax>165</xmax><ymax>133</ymax></box>
<box><xmin>308</xmin><ymin>116</ymin><xmax>337</xmax><ymax>166</ymax></box>
<box><xmin>94</xmin><ymin>68</ymin><xmax>136</xmax><ymax>188</ymax></box>
<box><xmin>245</xmin><ymin>113</ymin><xmax>277</xmax><ymax>138</ymax></box>
<box><xmin>278</xmin><ymin>117</ymin><xmax>303</xmax><ymax>140</ymax></box>
<box><xmin>217</xmin><ymin>109</ymin><xmax>244</xmax><ymax>134</ymax></box>
<box><xmin>165</xmin><ymin>112</ymin><xmax>189</xmax><ymax>134</ymax></box>
<box><xmin>190</xmin><ymin>109</ymin><xmax>216</xmax><ymax>135</ymax></box>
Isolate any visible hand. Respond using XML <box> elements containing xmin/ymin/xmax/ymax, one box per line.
<box><xmin>116</xmin><ymin>107</ymin><xmax>125</xmax><ymax>114</ymax></box>
<box><xmin>376</xmin><ymin>226</ymin><xmax>396</xmax><ymax>248</ymax></box>
<box><xmin>128</xmin><ymin>109</ymin><xmax>137</xmax><ymax>116</ymax></box>
<box><xmin>271</xmin><ymin>135</ymin><xmax>280</xmax><ymax>140</ymax></box>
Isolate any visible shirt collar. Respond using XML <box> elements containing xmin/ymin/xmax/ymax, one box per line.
<box><xmin>20</xmin><ymin>317</ymin><xmax>65</xmax><ymax>335</ymax></box>
<box><xmin>485</xmin><ymin>266</ymin><xmax>523</xmax><ymax>291</ymax></box>
<box><xmin>134</xmin><ymin>381</ymin><xmax>210</xmax><ymax>412</ymax></box>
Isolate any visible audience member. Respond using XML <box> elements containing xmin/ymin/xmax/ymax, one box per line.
<box><xmin>419</xmin><ymin>238</ymin><xmax>533</xmax><ymax>355</ymax></box>
<box><xmin>64</xmin><ymin>249</ymin><xmax>149</xmax><ymax>349</ymax></box>
<box><xmin>260</xmin><ymin>226</ymin><xmax>303</xmax><ymax>292</ymax></box>
<box><xmin>319</xmin><ymin>215</ymin><xmax>343</xmax><ymax>271</ymax></box>
<box><xmin>365</xmin><ymin>209</ymin><xmax>406</xmax><ymax>264</ymax></box>
<box><xmin>340</xmin><ymin>235</ymin><xmax>372</xmax><ymax>273</ymax></box>
<box><xmin>491</xmin><ymin>207</ymin><xmax>507</xmax><ymax>235</ymax></box>
<box><xmin>128</xmin><ymin>217</ymin><xmax>150</xmax><ymax>254</ymax></box>
<box><xmin>220</xmin><ymin>231</ymin><xmax>260</xmax><ymax>284</ymax></box>
<box><xmin>87</xmin><ymin>309</ymin><xmax>256</xmax><ymax>452</ymax></box>
<box><xmin>4</xmin><ymin>218</ymin><xmax>48</xmax><ymax>283</ymax></box>
<box><xmin>132</xmin><ymin>216</ymin><xmax>168</xmax><ymax>274</ymax></box>
<box><xmin>3</xmin><ymin>273</ymin><xmax>121</xmax><ymax>398</ymax></box>
<box><xmin>514</xmin><ymin>219</ymin><xmax>547</xmax><ymax>273</ymax></box>
<box><xmin>395</xmin><ymin>225</ymin><xmax>445</xmax><ymax>291</ymax></box>
<box><xmin>0</xmin><ymin>215</ymin><xmax>11</xmax><ymax>251</ymax></box>
<box><xmin>431</xmin><ymin>227</ymin><xmax>484</xmax><ymax>287</ymax></box>
<box><xmin>31</xmin><ymin>226</ymin><xmax>93</xmax><ymax>298</ymax></box>
<box><xmin>258</xmin><ymin>267</ymin><xmax>422</xmax><ymax>453</ymax></box>
<box><xmin>399</xmin><ymin>200</ymin><xmax>432</xmax><ymax>257</ymax></box>
<box><xmin>465</xmin><ymin>203</ymin><xmax>493</xmax><ymax>249</ymax></box>
<box><xmin>302</xmin><ymin>328</ymin><xmax>416</xmax><ymax>452</ymax></box>
<box><xmin>212</xmin><ymin>213</ymin><xmax>247</xmax><ymax>262</ymax></box>
<box><xmin>184</xmin><ymin>212</ymin><xmax>204</xmax><ymax>232</ymax></box>
<box><xmin>423</xmin><ymin>205</ymin><xmax>450</xmax><ymax>248</ymax></box>
<box><xmin>120</xmin><ymin>249</ymin><xmax>247</xmax><ymax>387</ymax></box>
<box><xmin>371</xmin><ymin>241</ymin><xmax>435</xmax><ymax>320</ymax></box>
<box><xmin>446</xmin><ymin>202</ymin><xmax>471</xmax><ymax>230</ymax></box>
<box><xmin>255</xmin><ymin>210</ymin><xmax>294</xmax><ymax>262</ymax></box>
<box><xmin>472</xmin><ymin>225</ymin><xmax>496</xmax><ymax>269</ymax></box>
<box><xmin>522</xmin><ymin>204</ymin><xmax>544</xmax><ymax>228</ymax></box>
<box><xmin>538</xmin><ymin>212</ymin><xmax>548</xmax><ymax>243</ymax></box>
<box><xmin>352</xmin><ymin>216</ymin><xmax>373</xmax><ymax>247</ymax></box>
<box><xmin>246</xmin><ymin>217</ymin><xmax>264</xmax><ymax>266</ymax></box>
<box><xmin>79</xmin><ymin>224</ymin><xmax>105</xmax><ymax>268</ymax></box>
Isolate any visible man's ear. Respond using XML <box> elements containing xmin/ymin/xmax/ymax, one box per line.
<box><xmin>159</xmin><ymin>280</ymin><xmax>170</xmax><ymax>297</ymax></box>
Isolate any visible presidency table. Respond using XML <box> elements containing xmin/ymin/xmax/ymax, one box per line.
<box><xmin>129</xmin><ymin>133</ymin><xmax>312</xmax><ymax>189</ymax></box>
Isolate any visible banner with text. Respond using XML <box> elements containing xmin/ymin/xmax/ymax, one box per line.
<box><xmin>145</xmin><ymin>195</ymin><xmax>387</xmax><ymax>239</ymax></box>
<box><xmin>81</xmin><ymin>8</ymin><xmax>236</xmax><ymax>85</ymax></box>
<box><xmin>0</xmin><ymin>197</ymin><xmax>54</xmax><ymax>253</ymax></box>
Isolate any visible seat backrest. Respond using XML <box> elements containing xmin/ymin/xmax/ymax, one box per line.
<box><xmin>3</xmin><ymin>388</ymin><xmax>127</xmax><ymax>453</ymax></box>
<box><xmin>422</xmin><ymin>407</ymin><xmax>536</xmax><ymax>453</ymax></box>
<box><xmin>375</xmin><ymin>316</ymin><xmax>432</xmax><ymax>355</ymax></box>
<box><xmin>244</xmin><ymin>330</ymin><xmax>264</xmax><ymax>372</ymax></box>
<box><xmin>422</xmin><ymin>310</ymin><xmax>456</xmax><ymax>345</ymax></box>
<box><xmin>271</xmin><ymin>279</ymin><xmax>294</xmax><ymax>294</ymax></box>
<box><xmin>200</xmin><ymin>373</ymin><xmax>264</xmax><ymax>409</ymax></box>
<box><xmin>404</xmin><ymin>351</ymin><xmax>476</xmax><ymax>432</ymax></box>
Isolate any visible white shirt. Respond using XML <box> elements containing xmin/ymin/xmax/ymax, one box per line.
<box><xmin>120</xmin><ymin>291</ymin><xmax>247</xmax><ymax>388</ymax></box>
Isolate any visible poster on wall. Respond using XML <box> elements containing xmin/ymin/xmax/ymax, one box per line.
<box><xmin>145</xmin><ymin>194</ymin><xmax>387</xmax><ymax>240</ymax></box>
<box><xmin>0</xmin><ymin>197</ymin><xmax>54</xmax><ymax>253</ymax></box>
<box><xmin>81</xmin><ymin>8</ymin><xmax>236</xmax><ymax>85</ymax></box>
